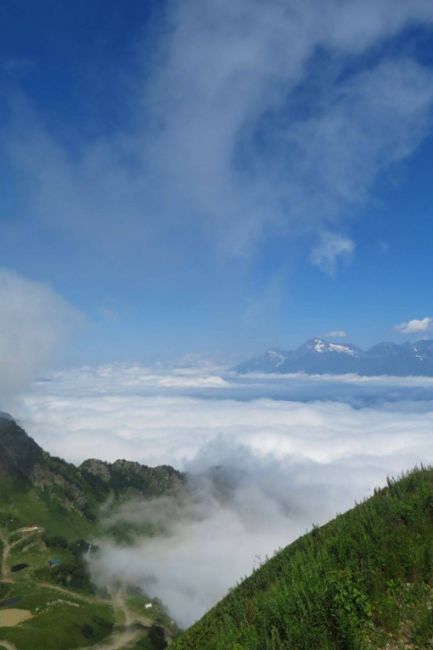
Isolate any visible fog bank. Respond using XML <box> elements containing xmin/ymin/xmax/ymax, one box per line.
<box><xmin>13</xmin><ymin>365</ymin><xmax>433</xmax><ymax>626</ymax></box>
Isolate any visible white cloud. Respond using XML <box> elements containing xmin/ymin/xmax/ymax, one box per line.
<box><xmin>325</xmin><ymin>330</ymin><xmax>347</xmax><ymax>338</ymax></box>
<box><xmin>395</xmin><ymin>316</ymin><xmax>433</xmax><ymax>334</ymax></box>
<box><xmin>0</xmin><ymin>269</ymin><xmax>79</xmax><ymax>406</ymax></box>
<box><xmin>310</xmin><ymin>232</ymin><xmax>354</xmax><ymax>274</ymax></box>
<box><xmin>4</xmin><ymin>2</ymin><xmax>433</xmax><ymax>263</ymax></box>
<box><xmin>13</xmin><ymin>365</ymin><xmax>433</xmax><ymax>626</ymax></box>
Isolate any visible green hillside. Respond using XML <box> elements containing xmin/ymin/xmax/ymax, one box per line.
<box><xmin>0</xmin><ymin>415</ymin><xmax>183</xmax><ymax>649</ymax></box>
<box><xmin>173</xmin><ymin>467</ymin><xmax>433</xmax><ymax>650</ymax></box>
<box><xmin>0</xmin><ymin>415</ymin><xmax>185</xmax><ymax>537</ymax></box>
<box><xmin>3</xmin><ymin>414</ymin><xmax>433</xmax><ymax>649</ymax></box>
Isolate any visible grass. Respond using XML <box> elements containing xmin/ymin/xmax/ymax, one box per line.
<box><xmin>0</xmin><ymin>479</ymin><xmax>180</xmax><ymax>649</ymax></box>
<box><xmin>0</xmin><ymin>416</ymin><xmax>185</xmax><ymax>649</ymax></box>
<box><xmin>0</xmin><ymin>482</ymin><xmax>97</xmax><ymax>539</ymax></box>
<box><xmin>0</xmin><ymin>512</ymin><xmax>178</xmax><ymax>649</ymax></box>
<box><xmin>126</xmin><ymin>587</ymin><xmax>180</xmax><ymax>636</ymax></box>
<box><xmin>0</xmin><ymin>580</ymin><xmax>114</xmax><ymax>650</ymax></box>
<box><xmin>0</xmin><ymin>517</ymin><xmax>114</xmax><ymax>649</ymax></box>
<box><xmin>172</xmin><ymin>466</ymin><xmax>433</xmax><ymax>650</ymax></box>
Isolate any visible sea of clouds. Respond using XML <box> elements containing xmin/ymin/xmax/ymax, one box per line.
<box><xmin>11</xmin><ymin>364</ymin><xmax>433</xmax><ymax>627</ymax></box>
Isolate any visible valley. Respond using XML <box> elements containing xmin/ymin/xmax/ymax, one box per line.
<box><xmin>0</xmin><ymin>415</ymin><xmax>180</xmax><ymax>650</ymax></box>
<box><xmin>2</xmin><ymin>414</ymin><xmax>433</xmax><ymax>648</ymax></box>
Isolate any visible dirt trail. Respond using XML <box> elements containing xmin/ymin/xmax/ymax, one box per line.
<box><xmin>0</xmin><ymin>532</ymin><xmax>11</xmax><ymax>582</ymax></box>
<box><xmin>0</xmin><ymin>529</ymin><xmax>39</xmax><ymax>582</ymax></box>
<box><xmin>37</xmin><ymin>581</ymin><xmax>99</xmax><ymax>604</ymax></box>
<box><xmin>0</xmin><ymin>641</ymin><xmax>19</xmax><ymax>650</ymax></box>
<box><xmin>82</xmin><ymin>590</ymin><xmax>152</xmax><ymax>650</ymax></box>
<box><xmin>1</xmin><ymin>527</ymin><xmax>157</xmax><ymax>649</ymax></box>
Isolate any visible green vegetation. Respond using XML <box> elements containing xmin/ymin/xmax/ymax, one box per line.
<box><xmin>5</xmin><ymin>415</ymin><xmax>433</xmax><ymax>649</ymax></box>
<box><xmin>173</xmin><ymin>467</ymin><xmax>433</xmax><ymax>650</ymax></box>
<box><xmin>0</xmin><ymin>416</ymin><xmax>183</xmax><ymax>649</ymax></box>
<box><xmin>133</xmin><ymin>624</ymin><xmax>169</xmax><ymax>649</ymax></box>
<box><xmin>0</xmin><ymin>417</ymin><xmax>185</xmax><ymax>538</ymax></box>
<box><xmin>0</xmin><ymin>580</ymin><xmax>114</xmax><ymax>650</ymax></box>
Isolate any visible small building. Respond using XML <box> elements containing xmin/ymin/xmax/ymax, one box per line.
<box><xmin>19</xmin><ymin>525</ymin><xmax>42</xmax><ymax>534</ymax></box>
<box><xmin>48</xmin><ymin>558</ymin><xmax>62</xmax><ymax>568</ymax></box>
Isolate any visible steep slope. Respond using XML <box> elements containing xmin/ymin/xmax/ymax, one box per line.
<box><xmin>0</xmin><ymin>415</ymin><xmax>44</xmax><ymax>483</ymax></box>
<box><xmin>0</xmin><ymin>415</ymin><xmax>183</xmax><ymax>649</ymax></box>
<box><xmin>173</xmin><ymin>467</ymin><xmax>433</xmax><ymax>650</ymax></box>
<box><xmin>80</xmin><ymin>457</ymin><xmax>184</xmax><ymax>500</ymax></box>
<box><xmin>0</xmin><ymin>415</ymin><xmax>185</xmax><ymax>537</ymax></box>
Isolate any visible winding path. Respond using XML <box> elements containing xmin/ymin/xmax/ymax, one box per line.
<box><xmin>1</xmin><ymin>527</ymin><xmax>157</xmax><ymax>650</ymax></box>
<box><xmin>0</xmin><ymin>530</ymin><xmax>40</xmax><ymax>582</ymax></box>
<box><xmin>82</xmin><ymin>590</ymin><xmax>153</xmax><ymax>650</ymax></box>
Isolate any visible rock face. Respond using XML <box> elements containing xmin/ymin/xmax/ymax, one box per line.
<box><xmin>0</xmin><ymin>416</ymin><xmax>44</xmax><ymax>481</ymax></box>
<box><xmin>0</xmin><ymin>414</ymin><xmax>185</xmax><ymax>523</ymax></box>
<box><xmin>80</xmin><ymin>457</ymin><xmax>185</xmax><ymax>498</ymax></box>
<box><xmin>80</xmin><ymin>459</ymin><xmax>112</xmax><ymax>482</ymax></box>
<box><xmin>234</xmin><ymin>337</ymin><xmax>433</xmax><ymax>376</ymax></box>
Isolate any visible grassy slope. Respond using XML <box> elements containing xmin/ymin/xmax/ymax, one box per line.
<box><xmin>173</xmin><ymin>467</ymin><xmax>433</xmax><ymax>650</ymax></box>
<box><xmin>0</xmin><ymin>418</ymin><xmax>184</xmax><ymax>649</ymax></box>
<box><xmin>0</xmin><ymin>512</ymin><xmax>114</xmax><ymax>650</ymax></box>
<box><xmin>0</xmin><ymin>580</ymin><xmax>113</xmax><ymax>650</ymax></box>
<box><xmin>0</xmin><ymin>417</ymin><xmax>185</xmax><ymax>539</ymax></box>
<box><xmin>0</xmin><ymin>479</ymin><xmax>97</xmax><ymax>540</ymax></box>
<box><xmin>0</xmin><ymin>494</ymin><xmax>176</xmax><ymax>650</ymax></box>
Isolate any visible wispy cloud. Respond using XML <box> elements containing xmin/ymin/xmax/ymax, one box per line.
<box><xmin>3</xmin><ymin>1</ymin><xmax>433</xmax><ymax>270</ymax></box>
<box><xmin>395</xmin><ymin>317</ymin><xmax>433</xmax><ymax>334</ymax></box>
<box><xmin>325</xmin><ymin>330</ymin><xmax>347</xmax><ymax>338</ymax></box>
<box><xmin>310</xmin><ymin>232</ymin><xmax>354</xmax><ymax>275</ymax></box>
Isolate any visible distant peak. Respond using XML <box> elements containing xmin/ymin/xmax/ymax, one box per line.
<box><xmin>299</xmin><ymin>338</ymin><xmax>360</xmax><ymax>356</ymax></box>
<box><xmin>233</xmin><ymin>336</ymin><xmax>433</xmax><ymax>376</ymax></box>
<box><xmin>301</xmin><ymin>337</ymin><xmax>327</xmax><ymax>350</ymax></box>
<box><xmin>314</xmin><ymin>338</ymin><xmax>327</xmax><ymax>352</ymax></box>
<box><xmin>265</xmin><ymin>349</ymin><xmax>288</xmax><ymax>366</ymax></box>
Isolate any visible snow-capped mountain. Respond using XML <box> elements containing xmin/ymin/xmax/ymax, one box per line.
<box><xmin>233</xmin><ymin>338</ymin><xmax>433</xmax><ymax>376</ymax></box>
<box><xmin>297</xmin><ymin>338</ymin><xmax>362</xmax><ymax>357</ymax></box>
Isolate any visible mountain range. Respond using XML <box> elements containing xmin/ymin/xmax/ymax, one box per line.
<box><xmin>234</xmin><ymin>337</ymin><xmax>433</xmax><ymax>376</ymax></box>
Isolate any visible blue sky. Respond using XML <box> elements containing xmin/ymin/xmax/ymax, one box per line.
<box><xmin>1</xmin><ymin>0</ymin><xmax>433</xmax><ymax>365</ymax></box>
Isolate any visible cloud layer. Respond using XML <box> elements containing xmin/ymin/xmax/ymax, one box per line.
<box><xmin>14</xmin><ymin>365</ymin><xmax>433</xmax><ymax>626</ymax></box>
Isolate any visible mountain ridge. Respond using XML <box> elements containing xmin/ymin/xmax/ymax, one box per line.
<box><xmin>234</xmin><ymin>337</ymin><xmax>433</xmax><ymax>376</ymax></box>
<box><xmin>0</xmin><ymin>414</ymin><xmax>185</xmax><ymax>535</ymax></box>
